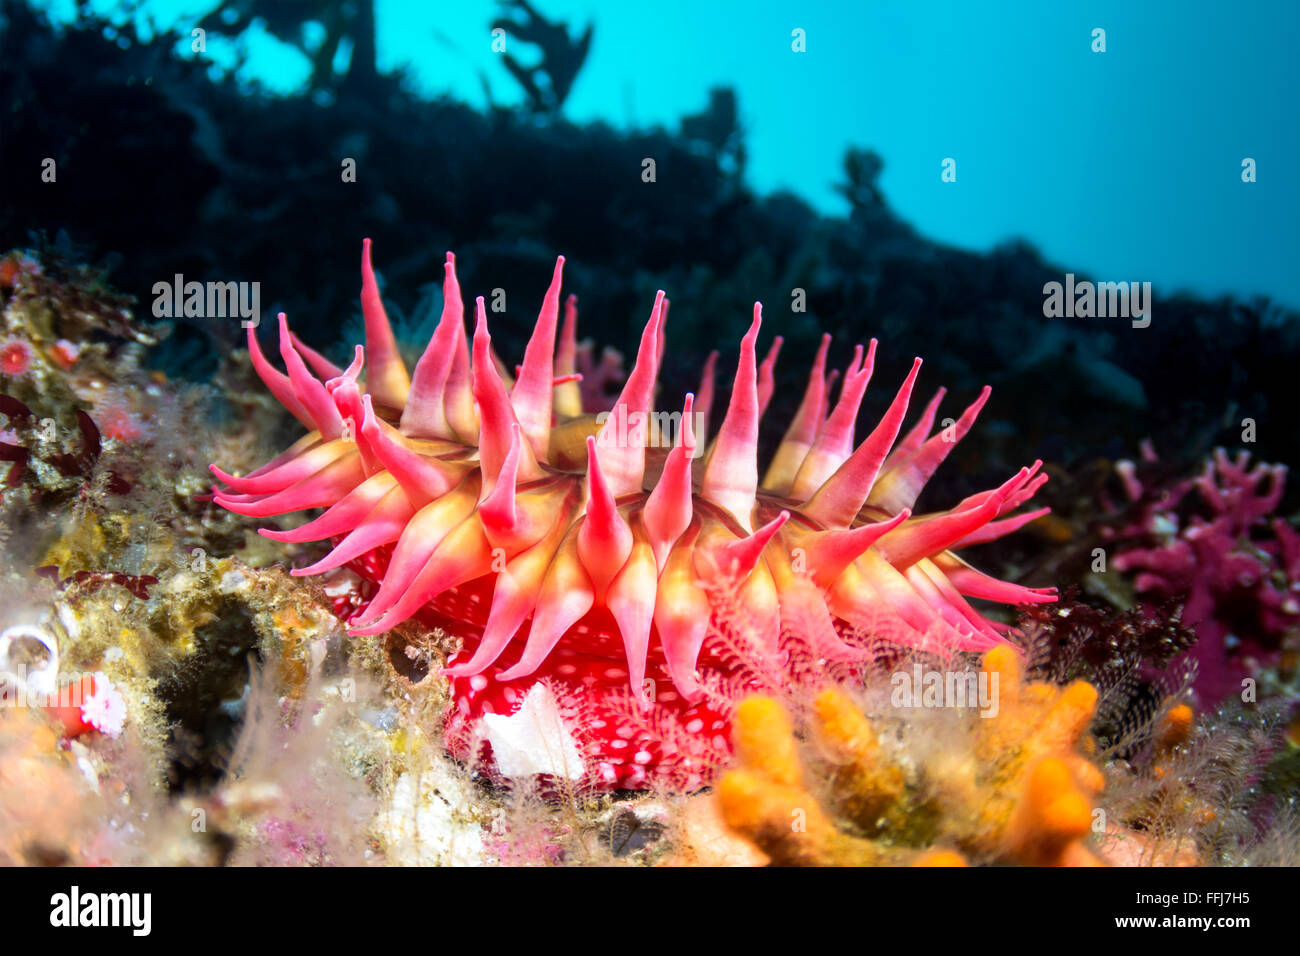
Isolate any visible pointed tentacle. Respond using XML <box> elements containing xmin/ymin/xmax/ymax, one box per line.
<box><xmin>554</xmin><ymin>293</ymin><xmax>583</xmax><ymax>418</ymax></box>
<box><xmin>903</xmin><ymin>562</ymin><xmax>1004</xmax><ymax>643</ymax></box>
<box><xmin>258</xmin><ymin>471</ymin><xmax>397</xmax><ymax>543</ymax></box>
<box><xmin>240</xmin><ymin>432</ymin><xmax>321</xmax><ymax>480</ymax></box>
<box><xmin>443</xmin><ymin>316</ymin><xmax>479</xmax><ymax>442</ymax></box>
<box><xmin>400</xmin><ymin>252</ymin><xmax>464</xmax><ymax>440</ymax></box>
<box><xmin>472</xmin><ymin>298</ymin><xmax>542</xmax><ymax>497</ymax></box>
<box><xmin>359</xmin><ymin>238</ymin><xmax>411</xmax><ymax>410</ymax></box>
<box><xmin>763</xmin><ymin>333</ymin><xmax>830</xmax><ymax>494</ymax></box>
<box><xmin>290</xmin><ymin>484</ymin><xmax>416</xmax><ymax>577</ymax></box>
<box><xmin>330</xmin><ymin>375</ymin><xmax>384</xmax><ymax>475</ymax></box>
<box><xmin>831</xmin><ymin>554</ymin><xmax>999</xmax><ymax>652</ymax></box>
<box><xmin>799</xmin><ymin>509</ymin><xmax>911</xmax><ymax>587</ymax></box>
<box><xmin>950</xmin><ymin>506</ymin><xmax>1051</xmax><ymax>549</ymax></box>
<box><xmin>346</xmin><ymin>474</ymin><xmax>481</xmax><ymax>627</ymax></box>
<box><xmin>361</xmin><ymin>394</ymin><xmax>460</xmax><ymax>503</ymax></box>
<box><xmin>698</xmin><ymin>510</ymin><xmax>789</xmax><ymax>582</ymax></box>
<box><xmin>606</xmin><ymin>520</ymin><xmax>659</xmax><ymax>705</ymax></box>
<box><xmin>480</xmin><ymin>424</ymin><xmax>571</xmax><ymax>553</ymax></box>
<box><xmin>912</xmin><ymin>558</ymin><xmax>1020</xmax><ymax>639</ymax></box>
<box><xmin>594</xmin><ymin>292</ymin><xmax>664</xmax><ymax>497</ymax></box>
<box><xmin>802</xmin><ymin>357</ymin><xmax>922</xmax><ymax>526</ymax></box>
<box><xmin>213</xmin><ymin>450</ymin><xmax>365</xmax><ymax>517</ymax></box>
<box><xmin>756</xmin><ymin>336</ymin><xmax>783</xmax><ymax>418</ymax></box>
<box><xmin>578</xmin><ymin>435</ymin><xmax>633</xmax><ymax>599</ymax></box>
<box><xmin>511</xmin><ymin>256</ymin><xmax>564</xmax><ymax>460</ymax></box>
<box><xmin>884</xmin><ymin>386</ymin><xmax>946</xmax><ymax>469</ymax></box>
<box><xmin>350</xmin><ymin>513</ymin><xmax>493</xmax><ymax>635</ymax></box>
<box><xmin>642</xmin><ymin>392</ymin><xmax>697</xmax><ymax>569</ymax></box>
<box><xmin>868</xmin><ymin>385</ymin><xmax>990</xmax><ymax>513</ymax></box>
<box><xmin>873</xmin><ymin>464</ymin><xmax>1021</xmax><ymax>569</ymax></box>
<box><xmin>443</xmin><ymin>509</ymin><xmax>573</xmax><ymax>678</ymax></box>
<box><xmin>291</xmin><ymin>333</ymin><xmax>345</xmax><ymax>382</ymax></box>
<box><xmin>278</xmin><ymin>313</ymin><xmax>345</xmax><ymax>440</ymax></box>
<box><xmin>655</xmin><ymin>523</ymin><xmax>712</xmax><ymax>700</ymax></box>
<box><xmin>210</xmin><ymin>438</ymin><xmax>352</xmax><ymax>494</ymax></box>
<box><xmin>495</xmin><ymin>525</ymin><xmax>595</xmax><ymax>681</ymax></box>
<box><xmin>932</xmin><ymin>552</ymin><xmax>1059</xmax><ymax>605</ymax></box>
<box><xmin>700</xmin><ymin>304</ymin><xmax>762</xmax><ymax>531</ymax></box>
<box><xmin>789</xmin><ymin>340</ymin><xmax>877</xmax><ymax>498</ymax></box>
<box><xmin>245</xmin><ymin>325</ymin><xmax>314</xmax><ymax>430</ymax></box>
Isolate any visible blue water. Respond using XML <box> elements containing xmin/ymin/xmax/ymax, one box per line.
<box><xmin>38</xmin><ymin>0</ymin><xmax>1300</xmax><ymax>309</ymax></box>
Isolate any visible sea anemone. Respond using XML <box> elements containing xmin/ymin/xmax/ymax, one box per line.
<box><xmin>47</xmin><ymin>672</ymin><xmax>127</xmax><ymax>739</ymax></box>
<box><xmin>0</xmin><ymin>338</ymin><xmax>33</xmax><ymax>377</ymax></box>
<box><xmin>212</xmin><ymin>240</ymin><xmax>1056</xmax><ymax>790</ymax></box>
<box><xmin>94</xmin><ymin>400</ymin><xmax>147</xmax><ymax>443</ymax></box>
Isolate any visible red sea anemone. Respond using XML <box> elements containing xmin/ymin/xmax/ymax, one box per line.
<box><xmin>212</xmin><ymin>240</ymin><xmax>1055</xmax><ymax>790</ymax></box>
<box><xmin>96</xmin><ymin>404</ymin><xmax>145</xmax><ymax>443</ymax></box>
<box><xmin>0</xmin><ymin>338</ymin><xmax>33</xmax><ymax>377</ymax></box>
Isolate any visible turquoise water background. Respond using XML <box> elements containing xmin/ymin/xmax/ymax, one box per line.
<box><xmin>37</xmin><ymin>0</ymin><xmax>1300</xmax><ymax>309</ymax></box>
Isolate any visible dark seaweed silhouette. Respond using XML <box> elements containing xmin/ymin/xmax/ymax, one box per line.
<box><xmin>490</xmin><ymin>0</ymin><xmax>592</xmax><ymax>115</ymax></box>
<box><xmin>198</xmin><ymin>0</ymin><xmax>379</xmax><ymax>95</ymax></box>
<box><xmin>680</xmin><ymin>87</ymin><xmax>746</xmax><ymax>180</ymax></box>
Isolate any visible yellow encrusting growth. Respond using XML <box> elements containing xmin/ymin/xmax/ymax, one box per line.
<box><xmin>716</xmin><ymin>694</ymin><xmax>903</xmax><ymax>865</ymax></box>
<box><xmin>717</xmin><ymin>648</ymin><xmax>1112</xmax><ymax>866</ymax></box>
<box><xmin>731</xmin><ymin>696</ymin><xmax>802</xmax><ymax>787</ymax></box>
<box><xmin>811</xmin><ymin>689</ymin><xmax>905</xmax><ymax>832</ymax></box>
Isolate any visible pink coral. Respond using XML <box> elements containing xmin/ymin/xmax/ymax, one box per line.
<box><xmin>1106</xmin><ymin>447</ymin><xmax>1300</xmax><ymax>702</ymax></box>
<box><xmin>211</xmin><ymin>240</ymin><xmax>1055</xmax><ymax>790</ymax></box>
